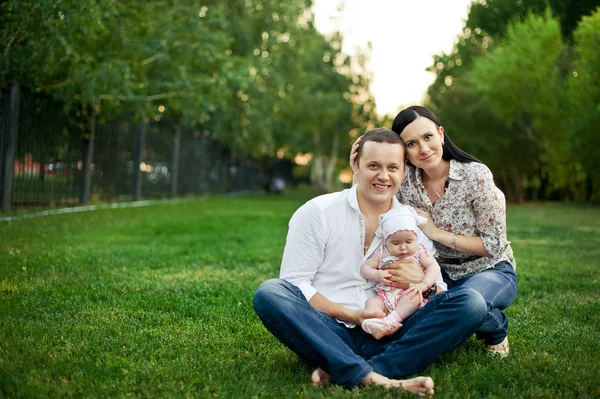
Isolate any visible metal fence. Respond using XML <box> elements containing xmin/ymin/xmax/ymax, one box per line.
<box><xmin>0</xmin><ymin>84</ymin><xmax>273</xmax><ymax>211</ymax></box>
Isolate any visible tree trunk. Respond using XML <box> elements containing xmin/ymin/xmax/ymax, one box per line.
<box><xmin>515</xmin><ymin>173</ymin><xmax>525</xmax><ymax>204</ymax></box>
<box><xmin>311</xmin><ymin>155</ymin><xmax>331</xmax><ymax>194</ymax></box>
<box><xmin>324</xmin><ymin>135</ymin><xmax>339</xmax><ymax>190</ymax></box>
<box><xmin>538</xmin><ymin>168</ymin><xmax>548</xmax><ymax>201</ymax></box>
<box><xmin>310</xmin><ymin>132</ymin><xmax>339</xmax><ymax>194</ymax></box>
<box><xmin>497</xmin><ymin>169</ymin><xmax>511</xmax><ymax>201</ymax></box>
<box><xmin>79</xmin><ymin>108</ymin><xmax>96</xmax><ymax>204</ymax></box>
<box><xmin>197</xmin><ymin>134</ymin><xmax>207</xmax><ymax>195</ymax></box>
<box><xmin>39</xmin><ymin>157</ymin><xmax>45</xmax><ymax>183</ymax></box>
<box><xmin>170</xmin><ymin>124</ymin><xmax>181</xmax><ymax>198</ymax></box>
<box><xmin>133</xmin><ymin>121</ymin><xmax>147</xmax><ymax>201</ymax></box>
<box><xmin>1</xmin><ymin>82</ymin><xmax>20</xmax><ymax>212</ymax></box>
<box><xmin>585</xmin><ymin>176</ymin><xmax>593</xmax><ymax>203</ymax></box>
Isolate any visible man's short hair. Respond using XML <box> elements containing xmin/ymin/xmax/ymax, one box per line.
<box><xmin>357</xmin><ymin>128</ymin><xmax>406</xmax><ymax>164</ymax></box>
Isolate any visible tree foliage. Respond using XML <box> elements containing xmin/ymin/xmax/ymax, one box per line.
<box><xmin>1</xmin><ymin>0</ymin><xmax>374</xmax><ymax>192</ymax></box>
<box><xmin>426</xmin><ymin>1</ymin><xmax>600</xmax><ymax>202</ymax></box>
<box><xmin>569</xmin><ymin>8</ymin><xmax>600</xmax><ymax>200</ymax></box>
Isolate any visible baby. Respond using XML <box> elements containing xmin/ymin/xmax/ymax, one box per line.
<box><xmin>361</xmin><ymin>207</ymin><xmax>441</xmax><ymax>338</ymax></box>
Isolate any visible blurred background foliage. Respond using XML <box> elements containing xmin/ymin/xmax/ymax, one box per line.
<box><xmin>426</xmin><ymin>0</ymin><xmax>600</xmax><ymax>202</ymax></box>
<box><xmin>1</xmin><ymin>0</ymin><xmax>380</xmax><ymax>194</ymax></box>
<box><xmin>1</xmin><ymin>0</ymin><xmax>600</xmax><ymax>201</ymax></box>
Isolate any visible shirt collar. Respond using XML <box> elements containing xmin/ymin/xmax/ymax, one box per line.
<box><xmin>348</xmin><ymin>184</ymin><xmax>404</xmax><ymax>259</ymax></box>
<box><xmin>448</xmin><ymin>159</ymin><xmax>465</xmax><ymax>181</ymax></box>
<box><xmin>412</xmin><ymin>159</ymin><xmax>465</xmax><ymax>187</ymax></box>
<box><xmin>347</xmin><ymin>184</ymin><xmax>402</xmax><ymax>214</ymax></box>
<box><xmin>347</xmin><ymin>184</ymin><xmax>360</xmax><ymax>212</ymax></box>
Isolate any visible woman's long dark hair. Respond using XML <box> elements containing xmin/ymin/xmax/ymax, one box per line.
<box><xmin>391</xmin><ymin>105</ymin><xmax>480</xmax><ymax>165</ymax></box>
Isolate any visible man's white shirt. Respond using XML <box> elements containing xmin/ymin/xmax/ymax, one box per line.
<box><xmin>280</xmin><ymin>185</ymin><xmax>445</xmax><ymax>325</ymax></box>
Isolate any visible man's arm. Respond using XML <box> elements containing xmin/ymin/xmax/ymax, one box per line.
<box><xmin>279</xmin><ymin>201</ymin><xmax>327</xmax><ymax>302</ymax></box>
<box><xmin>310</xmin><ymin>293</ymin><xmax>384</xmax><ymax>325</ymax></box>
<box><xmin>280</xmin><ymin>200</ymin><xmax>386</xmax><ymax>325</ymax></box>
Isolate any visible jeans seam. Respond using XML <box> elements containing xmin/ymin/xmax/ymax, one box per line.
<box><xmin>488</xmin><ymin>279</ymin><xmax>512</xmax><ymax>308</ymax></box>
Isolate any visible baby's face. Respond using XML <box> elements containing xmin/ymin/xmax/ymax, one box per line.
<box><xmin>385</xmin><ymin>230</ymin><xmax>419</xmax><ymax>258</ymax></box>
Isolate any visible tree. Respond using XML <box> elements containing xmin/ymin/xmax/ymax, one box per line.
<box><xmin>467</xmin><ymin>11</ymin><xmax>568</xmax><ymax>202</ymax></box>
<box><xmin>426</xmin><ymin>1</ymin><xmax>600</xmax><ymax>201</ymax></box>
<box><xmin>467</xmin><ymin>0</ymin><xmax>600</xmax><ymax>41</ymax></box>
<box><xmin>2</xmin><ymin>0</ymin><xmax>376</xmax><ymax>195</ymax></box>
<box><xmin>569</xmin><ymin>7</ymin><xmax>600</xmax><ymax>201</ymax></box>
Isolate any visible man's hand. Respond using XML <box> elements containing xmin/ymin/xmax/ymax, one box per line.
<box><xmin>354</xmin><ymin>308</ymin><xmax>385</xmax><ymax>326</ymax></box>
<box><xmin>355</xmin><ymin>308</ymin><xmax>402</xmax><ymax>339</ymax></box>
<box><xmin>382</xmin><ymin>258</ymin><xmax>425</xmax><ymax>289</ymax></box>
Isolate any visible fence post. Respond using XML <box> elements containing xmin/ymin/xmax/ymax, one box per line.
<box><xmin>198</xmin><ymin>134</ymin><xmax>207</xmax><ymax>195</ymax></box>
<box><xmin>132</xmin><ymin>121</ymin><xmax>146</xmax><ymax>201</ymax></box>
<box><xmin>170</xmin><ymin>124</ymin><xmax>181</xmax><ymax>198</ymax></box>
<box><xmin>1</xmin><ymin>82</ymin><xmax>20</xmax><ymax>212</ymax></box>
<box><xmin>79</xmin><ymin>107</ymin><xmax>96</xmax><ymax>204</ymax></box>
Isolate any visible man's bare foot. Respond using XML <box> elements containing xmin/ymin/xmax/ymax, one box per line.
<box><xmin>361</xmin><ymin>372</ymin><xmax>434</xmax><ymax>397</ymax></box>
<box><xmin>311</xmin><ymin>368</ymin><xmax>330</xmax><ymax>387</ymax></box>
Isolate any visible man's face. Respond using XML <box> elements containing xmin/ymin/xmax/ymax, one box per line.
<box><xmin>355</xmin><ymin>141</ymin><xmax>405</xmax><ymax>207</ymax></box>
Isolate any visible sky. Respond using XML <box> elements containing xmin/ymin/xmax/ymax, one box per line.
<box><xmin>311</xmin><ymin>0</ymin><xmax>473</xmax><ymax>117</ymax></box>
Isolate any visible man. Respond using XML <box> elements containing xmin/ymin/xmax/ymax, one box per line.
<box><xmin>253</xmin><ymin>128</ymin><xmax>486</xmax><ymax>396</ymax></box>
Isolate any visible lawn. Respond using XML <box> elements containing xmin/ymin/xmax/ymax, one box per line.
<box><xmin>1</xmin><ymin>188</ymin><xmax>599</xmax><ymax>398</ymax></box>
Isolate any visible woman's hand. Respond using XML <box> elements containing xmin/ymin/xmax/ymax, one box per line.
<box><xmin>381</xmin><ymin>259</ymin><xmax>425</xmax><ymax>289</ymax></box>
<box><xmin>374</xmin><ymin>269</ymin><xmax>393</xmax><ymax>285</ymax></box>
<box><xmin>349</xmin><ymin>136</ymin><xmax>361</xmax><ymax>174</ymax></box>
<box><xmin>414</xmin><ymin>208</ymin><xmax>440</xmax><ymax>240</ymax></box>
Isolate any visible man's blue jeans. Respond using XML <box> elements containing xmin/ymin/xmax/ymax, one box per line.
<box><xmin>253</xmin><ymin>279</ymin><xmax>487</xmax><ymax>390</ymax></box>
<box><xmin>441</xmin><ymin>261</ymin><xmax>517</xmax><ymax>345</ymax></box>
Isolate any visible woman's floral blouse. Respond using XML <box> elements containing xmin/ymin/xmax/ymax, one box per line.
<box><xmin>397</xmin><ymin>160</ymin><xmax>516</xmax><ymax>280</ymax></box>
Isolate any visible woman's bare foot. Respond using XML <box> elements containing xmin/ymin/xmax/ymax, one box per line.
<box><xmin>484</xmin><ymin>336</ymin><xmax>509</xmax><ymax>357</ymax></box>
<box><xmin>311</xmin><ymin>368</ymin><xmax>330</xmax><ymax>387</ymax></box>
<box><xmin>361</xmin><ymin>372</ymin><xmax>434</xmax><ymax>397</ymax></box>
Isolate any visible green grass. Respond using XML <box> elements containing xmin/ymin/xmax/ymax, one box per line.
<box><xmin>1</xmin><ymin>189</ymin><xmax>599</xmax><ymax>398</ymax></box>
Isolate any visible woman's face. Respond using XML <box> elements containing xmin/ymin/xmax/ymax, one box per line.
<box><xmin>399</xmin><ymin>116</ymin><xmax>445</xmax><ymax>169</ymax></box>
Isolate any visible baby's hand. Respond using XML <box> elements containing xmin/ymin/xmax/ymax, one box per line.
<box><xmin>376</xmin><ymin>270</ymin><xmax>392</xmax><ymax>284</ymax></box>
<box><xmin>403</xmin><ymin>283</ymin><xmax>426</xmax><ymax>304</ymax></box>
<box><xmin>404</xmin><ymin>283</ymin><xmax>427</xmax><ymax>298</ymax></box>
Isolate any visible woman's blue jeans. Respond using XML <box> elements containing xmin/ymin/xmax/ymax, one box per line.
<box><xmin>253</xmin><ymin>279</ymin><xmax>487</xmax><ymax>390</ymax></box>
<box><xmin>441</xmin><ymin>261</ymin><xmax>517</xmax><ymax>345</ymax></box>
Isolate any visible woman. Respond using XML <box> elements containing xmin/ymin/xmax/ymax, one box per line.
<box><xmin>351</xmin><ymin>105</ymin><xmax>517</xmax><ymax>356</ymax></box>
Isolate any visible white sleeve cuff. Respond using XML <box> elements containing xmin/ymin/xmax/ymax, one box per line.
<box><xmin>435</xmin><ymin>273</ymin><xmax>447</xmax><ymax>291</ymax></box>
<box><xmin>295</xmin><ymin>281</ymin><xmax>317</xmax><ymax>302</ymax></box>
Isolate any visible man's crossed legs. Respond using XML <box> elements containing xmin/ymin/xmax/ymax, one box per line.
<box><xmin>253</xmin><ymin>279</ymin><xmax>487</xmax><ymax>395</ymax></box>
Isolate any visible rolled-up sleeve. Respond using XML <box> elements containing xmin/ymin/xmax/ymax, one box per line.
<box><xmin>279</xmin><ymin>201</ymin><xmax>327</xmax><ymax>302</ymax></box>
<box><xmin>472</xmin><ymin>166</ymin><xmax>509</xmax><ymax>258</ymax></box>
